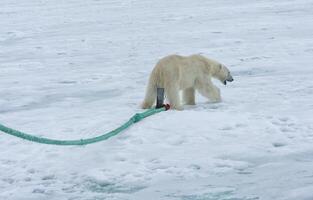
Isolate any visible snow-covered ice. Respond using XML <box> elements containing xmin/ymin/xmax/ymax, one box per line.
<box><xmin>1</xmin><ymin>0</ymin><xmax>313</xmax><ymax>199</ymax></box>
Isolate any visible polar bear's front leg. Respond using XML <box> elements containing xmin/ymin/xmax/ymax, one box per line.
<box><xmin>196</xmin><ymin>81</ymin><xmax>222</xmax><ymax>103</ymax></box>
<box><xmin>183</xmin><ymin>87</ymin><xmax>195</xmax><ymax>105</ymax></box>
<box><xmin>208</xmin><ymin>85</ymin><xmax>222</xmax><ymax>102</ymax></box>
<box><xmin>165</xmin><ymin>84</ymin><xmax>183</xmax><ymax>110</ymax></box>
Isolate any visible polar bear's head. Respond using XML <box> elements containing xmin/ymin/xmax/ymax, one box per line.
<box><xmin>216</xmin><ymin>64</ymin><xmax>234</xmax><ymax>85</ymax></box>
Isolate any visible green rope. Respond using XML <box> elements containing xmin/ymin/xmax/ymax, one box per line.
<box><xmin>0</xmin><ymin>107</ymin><xmax>166</xmax><ymax>146</ymax></box>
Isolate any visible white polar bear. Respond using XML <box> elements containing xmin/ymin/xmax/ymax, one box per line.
<box><xmin>141</xmin><ymin>54</ymin><xmax>234</xmax><ymax>110</ymax></box>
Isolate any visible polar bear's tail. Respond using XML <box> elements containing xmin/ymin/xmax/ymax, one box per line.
<box><xmin>141</xmin><ymin>68</ymin><xmax>160</xmax><ymax>109</ymax></box>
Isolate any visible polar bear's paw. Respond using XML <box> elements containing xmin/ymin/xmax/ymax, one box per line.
<box><xmin>141</xmin><ymin>101</ymin><xmax>153</xmax><ymax>109</ymax></box>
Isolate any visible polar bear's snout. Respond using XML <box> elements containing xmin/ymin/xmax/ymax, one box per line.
<box><xmin>223</xmin><ymin>71</ymin><xmax>234</xmax><ymax>85</ymax></box>
<box><xmin>227</xmin><ymin>74</ymin><xmax>234</xmax><ymax>82</ymax></box>
<box><xmin>220</xmin><ymin>64</ymin><xmax>234</xmax><ymax>85</ymax></box>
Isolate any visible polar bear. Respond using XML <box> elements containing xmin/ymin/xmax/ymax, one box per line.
<box><xmin>141</xmin><ymin>54</ymin><xmax>233</xmax><ymax>110</ymax></box>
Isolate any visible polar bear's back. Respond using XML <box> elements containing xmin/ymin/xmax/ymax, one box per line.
<box><xmin>156</xmin><ymin>54</ymin><xmax>211</xmax><ymax>70</ymax></box>
<box><xmin>152</xmin><ymin>54</ymin><xmax>210</xmax><ymax>89</ymax></box>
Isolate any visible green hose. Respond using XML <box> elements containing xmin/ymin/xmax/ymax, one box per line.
<box><xmin>0</xmin><ymin>107</ymin><xmax>166</xmax><ymax>146</ymax></box>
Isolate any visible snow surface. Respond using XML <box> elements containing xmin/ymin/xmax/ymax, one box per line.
<box><xmin>1</xmin><ymin>0</ymin><xmax>313</xmax><ymax>199</ymax></box>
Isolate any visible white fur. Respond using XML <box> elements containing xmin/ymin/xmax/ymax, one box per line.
<box><xmin>142</xmin><ymin>54</ymin><xmax>232</xmax><ymax>110</ymax></box>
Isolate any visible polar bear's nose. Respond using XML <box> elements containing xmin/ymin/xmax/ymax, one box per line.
<box><xmin>227</xmin><ymin>75</ymin><xmax>234</xmax><ymax>82</ymax></box>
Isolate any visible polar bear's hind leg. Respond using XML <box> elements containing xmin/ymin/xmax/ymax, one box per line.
<box><xmin>165</xmin><ymin>84</ymin><xmax>183</xmax><ymax>110</ymax></box>
<box><xmin>183</xmin><ymin>87</ymin><xmax>196</xmax><ymax>105</ymax></box>
<box><xmin>141</xmin><ymin>81</ymin><xmax>157</xmax><ymax>109</ymax></box>
<box><xmin>141</xmin><ymin>90</ymin><xmax>156</xmax><ymax>109</ymax></box>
